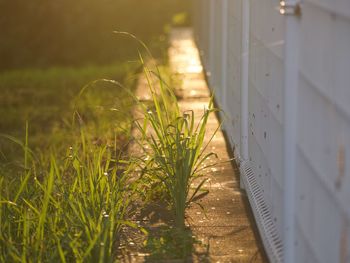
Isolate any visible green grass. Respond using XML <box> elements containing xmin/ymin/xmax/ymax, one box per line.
<box><xmin>0</xmin><ymin>57</ymin><xmax>218</xmax><ymax>261</ymax></box>
<box><xmin>0</xmin><ymin>128</ymin><xmax>138</xmax><ymax>262</ymax></box>
<box><xmin>0</xmin><ymin>62</ymin><xmax>140</xmax><ymax>262</ymax></box>
<box><xmin>0</xmin><ymin>62</ymin><xmax>137</xmax><ymax>171</ymax></box>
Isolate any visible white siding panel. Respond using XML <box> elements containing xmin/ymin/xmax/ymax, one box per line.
<box><xmin>225</xmin><ymin>0</ymin><xmax>242</xmax><ymax>152</ymax></box>
<box><xmin>306</xmin><ymin>0</ymin><xmax>350</xmax><ymax>19</ymax></box>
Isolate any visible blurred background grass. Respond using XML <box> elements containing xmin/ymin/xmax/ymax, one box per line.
<box><xmin>0</xmin><ymin>64</ymin><xmax>136</xmax><ymax>163</ymax></box>
<box><xmin>0</xmin><ymin>0</ymin><xmax>191</xmax><ymax>170</ymax></box>
<box><xmin>0</xmin><ymin>0</ymin><xmax>190</xmax><ymax>70</ymax></box>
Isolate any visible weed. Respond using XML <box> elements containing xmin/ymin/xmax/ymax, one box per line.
<box><xmin>144</xmin><ymin>226</ymin><xmax>195</xmax><ymax>260</ymax></box>
<box><xmin>133</xmin><ymin>59</ymin><xmax>219</xmax><ymax>230</ymax></box>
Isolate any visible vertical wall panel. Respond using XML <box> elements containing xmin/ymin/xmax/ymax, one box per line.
<box><xmin>249</xmin><ymin>0</ymin><xmax>285</xmax><ymax>249</ymax></box>
<box><xmin>225</xmin><ymin>0</ymin><xmax>242</xmax><ymax>153</ymax></box>
<box><xmin>212</xmin><ymin>1</ymin><xmax>223</xmax><ymax>104</ymax></box>
<box><xmin>295</xmin><ymin>2</ymin><xmax>350</xmax><ymax>262</ymax></box>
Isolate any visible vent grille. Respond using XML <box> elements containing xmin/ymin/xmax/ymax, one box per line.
<box><xmin>240</xmin><ymin>161</ymin><xmax>283</xmax><ymax>263</ymax></box>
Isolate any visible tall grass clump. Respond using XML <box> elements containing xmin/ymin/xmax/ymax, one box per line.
<box><xmin>134</xmin><ymin>61</ymin><xmax>219</xmax><ymax>230</ymax></box>
<box><xmin>0</xmin><ymin>126</ymin><xmax>137</xmax><ymax>262</ymax></box>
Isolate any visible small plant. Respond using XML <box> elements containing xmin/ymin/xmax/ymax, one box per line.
<box><xmin>134</xmin><ymin>61</ymin><xmax>219</xmax><ymax>230</ymax></box>
<box><xmin>144</xmin><ymin>226</ymin><xmax>195</xmax><ymax>260</ymax></box>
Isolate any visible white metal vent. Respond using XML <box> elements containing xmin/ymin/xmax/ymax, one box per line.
<box><xmin>240</xmin><ymin>161</ymin><xmax>283</xmax><ymax>263</ymax></box>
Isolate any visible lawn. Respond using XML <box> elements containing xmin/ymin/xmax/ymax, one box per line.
<box><xmin>0</xmin><ymin>2</ymin><xmax>217</xmax><ymax>261</ymax></box>
<box><xmin>0</xmin><ymin>63</ymin><xmax>137</xmax><ymax>170</ymax></box>
<box><xmin>0</xmin><ymin>62</ymin><xmax>142</xmax><ymax>261</ymax></box>
<box><xmin>0</xmin><ymin>59</ymin><xmax>218</xmax><ymax>262</ymax></box>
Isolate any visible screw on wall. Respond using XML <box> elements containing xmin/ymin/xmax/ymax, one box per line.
<box><xmin>279</xmin><ymin>1</ymin><xmax>301</xmax><ymax>16</ymax></box>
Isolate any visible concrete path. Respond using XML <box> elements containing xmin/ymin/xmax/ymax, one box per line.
<box><xmin>168</xmin><ymin>28</ymin><xmax>267</xmax><ymax>263</ymax></box>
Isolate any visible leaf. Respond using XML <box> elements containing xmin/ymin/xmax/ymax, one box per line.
<box><xmin>187</xmin><ymin>179</ymin><xmax>208</xmax><ymax>205</ymax></box>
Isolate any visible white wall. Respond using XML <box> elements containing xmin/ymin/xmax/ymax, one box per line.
<box><xmin>193</xmin><ymin>0</ymin><xmax>350</xmax><ymax>262</ymax></box>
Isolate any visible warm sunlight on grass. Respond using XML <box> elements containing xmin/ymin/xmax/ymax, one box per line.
<box><xmin>0</xmin><ymin>1</ymin><xmax>201</xmax><ymax>261</ymax></box>
<box><xmin>0</xmin><ymin>63</ymin><xmax>136</xmax><ymax>169</ymax></box>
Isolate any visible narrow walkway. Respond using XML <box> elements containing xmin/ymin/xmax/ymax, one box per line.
<box><xmin>168</xmin><ymin>28</ymin><xmax>267</xmax><ymax>262</ymax></box>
